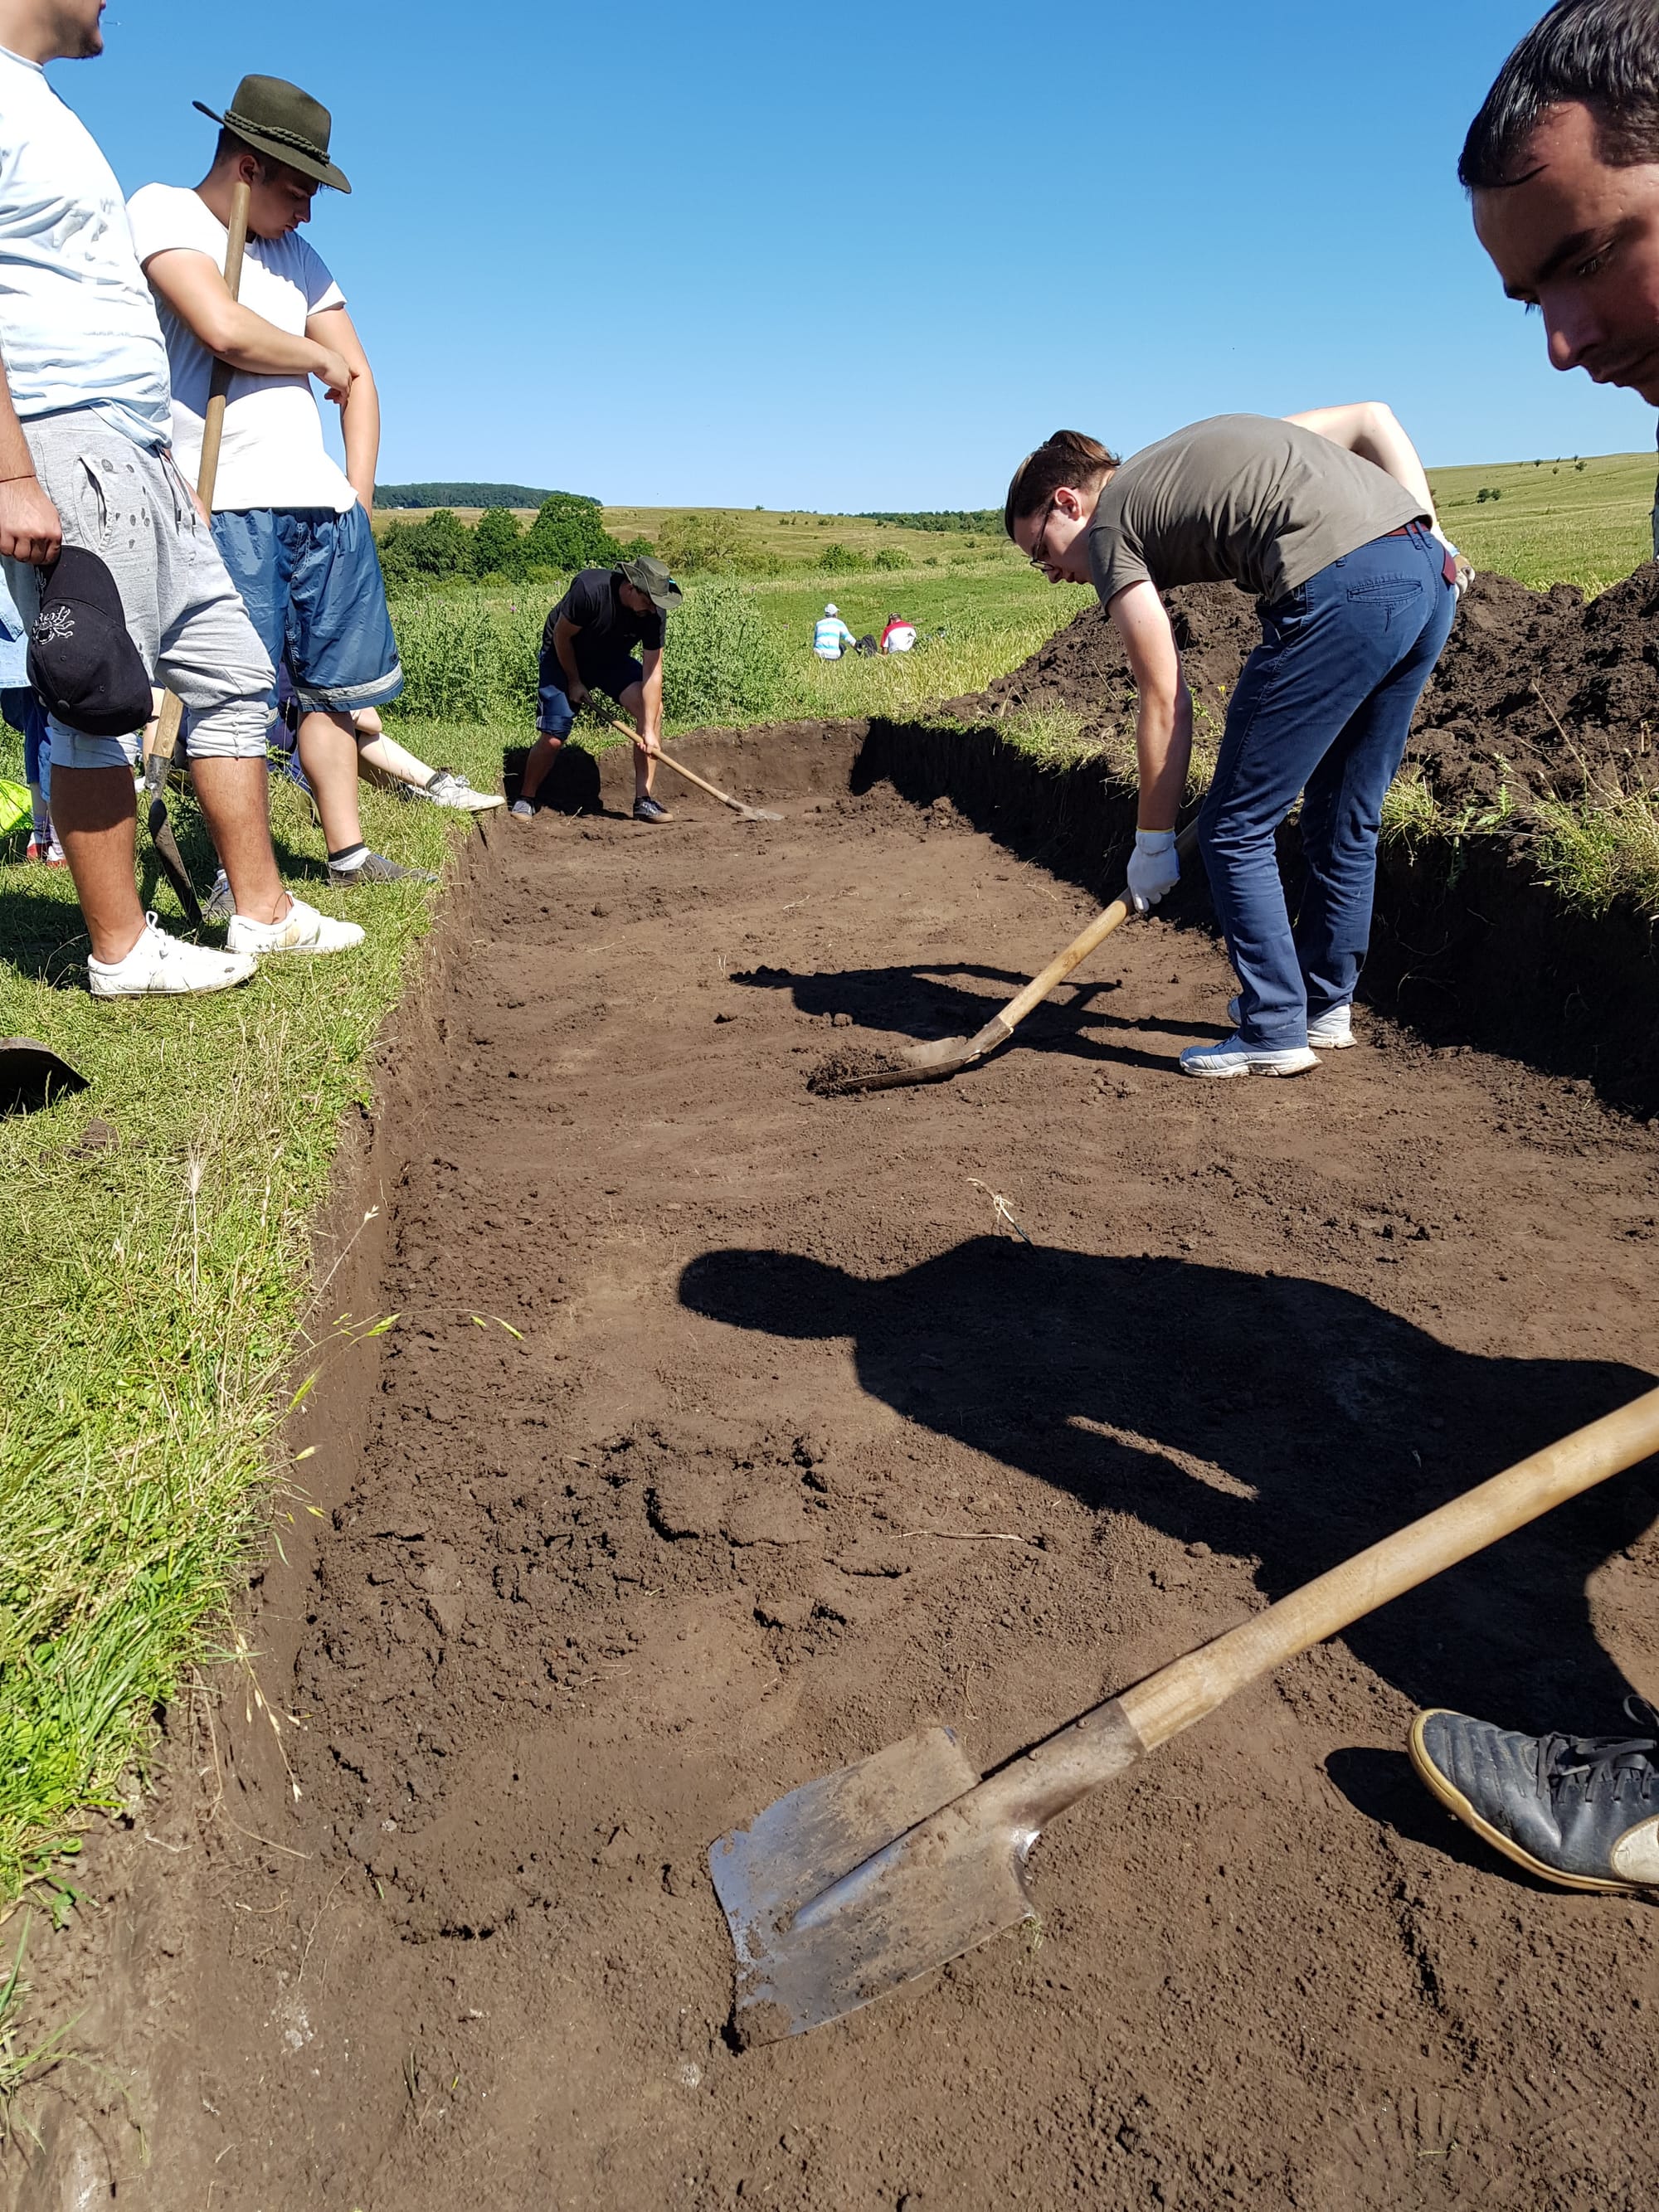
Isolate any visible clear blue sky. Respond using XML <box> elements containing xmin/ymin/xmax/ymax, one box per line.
<box><xmin>69</xmin><ymin>0</ymin><xmax>1656</xmax><ymax>509</ymax></box>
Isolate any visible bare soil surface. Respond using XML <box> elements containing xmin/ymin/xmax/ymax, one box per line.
<box><xmin>988</xmin><ymin>564</ymin><xmax>1659</xmax><ymax>814</ymax></box>
<box><xmin>16</xmin><ymin>732</ymin><xmax>1659</xmax><ymax>2211</ymax></box>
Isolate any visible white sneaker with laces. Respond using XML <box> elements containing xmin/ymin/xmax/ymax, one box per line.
<box><xmin>425</xmin><ymin>771</ymin><xmax>506</xmax><ymax>814</ymax></box>
<box><xmin>1180</xmin><ymin>1033</ymin><xmax>1321</xmax><ymax>1079</ymax></box>
<box><xmin>1228</xmin><ymin>994</ymin><xmax>1353</xmax><ymax>1048</ymax></box>
<box><xmin>89</xmin><ymin>913</ymin><xmax>256</xmax><ymax>999</ymax></box>
<box><xmin>226</xmin><ymin>896</ymin><xmax>365</xmax><ymax>956</ymax></box>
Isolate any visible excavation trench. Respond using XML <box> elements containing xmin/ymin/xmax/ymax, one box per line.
<box><xmin>16</xmin><ymin>722</ymin><xmax>1659</xmax><ymax>2212</ymax></box>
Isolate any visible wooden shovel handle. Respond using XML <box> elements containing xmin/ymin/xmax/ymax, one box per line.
<box><xmin>962</xmin><ymin>819</ymin><xmax>1203</xmax><ymax>1061</ymax></box>
<box><xmin>966</xmin><ymin>1385</ymin><xmax>1659</xmax><ymax>1834</ymax></box>
<box><xmin>1121</xmin><ymin>1384</ymin><xmax>1659</xmax><ymax>1748</ymax></box>
<box><xmin>606</xmin><ymin>719</ymin><xmax>752</xmax><ymax>815</ymax></box>
<box><xmin>146</xmin><ymin>180</ymin><xmax>249</xmax><ymax>777</ymax></box>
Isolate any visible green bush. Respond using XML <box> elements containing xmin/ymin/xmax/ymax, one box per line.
<box><xmin>661</xmin><ymin>583</ymin><xmax>786</xmax><ymax>727</ymax></box>
<box><xmin>472</xmin><ymin>505</ymin><xmax>524</xmax><ymax>577</ymax></box>
<box><xmin>871</xmin><ymin>547</ymin><xmax>907</xmax><ymax>571</ymax></box>
<box><xmin>819</xmin><ymin>542</ymin><xmax>870</xmax><ymax>573</ymax></box>
<box><xmin>388</xmin><ymin>592</ymin><xmax>542</xmax><ymax>723</ymax></box>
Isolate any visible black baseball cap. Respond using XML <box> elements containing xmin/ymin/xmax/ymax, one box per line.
<box><xmin>27</xmin><ymin>547</ymin><xmax>153</xmax><ymax>739</ymax></box>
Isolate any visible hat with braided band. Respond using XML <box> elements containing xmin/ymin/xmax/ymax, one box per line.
<box><xmin>193</xmin><ymin>75</ymin><xmax>351</xmax><ymax>193</ymax></box>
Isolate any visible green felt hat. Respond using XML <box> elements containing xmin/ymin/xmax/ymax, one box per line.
<box><xmin>193</xmin><ymin>75</ymin><xmax>351</xmax><ymax>194</ymax></box>
<box><xmin>620</xmin><ymin>555</ymin><xmax>684</xmax><ymax>613</ymax></box>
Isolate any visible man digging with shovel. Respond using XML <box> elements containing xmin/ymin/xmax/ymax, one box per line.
<box><xmin>512</xmin><ymin>556</ymin><xmax>681</xmax><ymax>822</ymax></box>
<box><xmin>1404</xmin><ymin>0</ymin><xmax>1659</xmax><ymax>1898</ymax></box>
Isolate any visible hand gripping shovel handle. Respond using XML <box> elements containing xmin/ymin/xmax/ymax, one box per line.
<box><xmin>606</xmin><ymin>719</ymin><xmax>778</xmax><ymax>819</ymax></box>
<box><xmin>956</xmin><ymin>819</ymin><xmax>1204</xmax><ymax>1067</ymax></box>
<box><xmin>968</xmin><ymin>1384</ymin><xmax>1659</xmax><ymax>1835</ymax></box>
<box><xmin>143</xmin><ymin>178</ymin><xmax>251</xmax><ymax>920</ymax></box>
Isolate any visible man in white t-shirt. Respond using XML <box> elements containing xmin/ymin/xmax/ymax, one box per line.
<box><xmin>0</xmin><ymin>0</ymin><xmax>360</xmax><ymax>992</ymax></box>
<box><xmin>129</xmin><ymin>75</ymin><xmax>424</xmax><ymax>890</ymax></box>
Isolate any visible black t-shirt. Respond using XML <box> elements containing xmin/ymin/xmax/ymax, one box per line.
<box><xmin>542</xmin><ymin>568</ymin><xmax>665</xmax><ymax>684</ymax></box>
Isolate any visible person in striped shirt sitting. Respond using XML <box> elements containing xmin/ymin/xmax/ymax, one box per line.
<box><xmin>813</xmin><ymin>604</ymin><xmax>856</xmax><ymax>659</ymax></box>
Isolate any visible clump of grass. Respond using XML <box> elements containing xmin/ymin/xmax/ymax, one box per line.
<box><xmin>0</xmin><ymin>1917</ymin><xmax>71</xmax><ymax>2149</ymax></box>
<box><xmin>999</xmin><ymin>705</ymin><xmax>1105</xmax><ymax>772</ymax></box>
<box><xmin>1380</xmin><ymin>766</ymin><xmax>1447</xmax><ymax>850</ymax></box>
<box><xmin>1534</xmin><ymin>787</ymin><xmax>1659</xmax><ymax>919</ymax></box>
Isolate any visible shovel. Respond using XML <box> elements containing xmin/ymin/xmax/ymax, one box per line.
<box><xmin>139</xmin><ymin>178</ymin><xmax>252</xmax><ymax>928</ymax></box>
<box><xmin>606</xmin><ymin>719</ymin><xmax>781</xmax><ymax>820</ymax></box>
<box><xmin>709</xmin><ymin>1382</ymin><xmax>1659</xmax><ymax>2044</ymax></box>
<box><xmin>821</xmin><ymin>820</ymin><xmax>1202</xmax><ymax>1096</ymax></box>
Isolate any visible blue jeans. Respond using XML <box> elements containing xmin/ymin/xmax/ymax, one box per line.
<box><xmin>1196</xmin><ymin>525</ymin><xmax>1455</xmax><ymax>1049</ymax></box>
<box><xmin>212</xmin><ymin>504</ymin><xmax>402</xmax><ymax>716</ymax></box>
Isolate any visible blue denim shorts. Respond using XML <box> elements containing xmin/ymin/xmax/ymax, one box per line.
<box><xmin>212</xmin><ymin>503</ymin><xmax>402</xmax><ymax>715</ymax></box>
<box><xmin>536</xmin><ymin>646</ymin><xmax>645</xmax><ymax>736</ymax></box>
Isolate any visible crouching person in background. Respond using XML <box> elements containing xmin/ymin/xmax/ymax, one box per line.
<box><xmin>513</xmin><ymin>556</ymin><xmax>681</xmax><ymax>824</ymax></box>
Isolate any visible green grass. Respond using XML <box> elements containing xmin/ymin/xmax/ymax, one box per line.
<box><xmin>1426</xmin><ymin>447</ymin><xmax>1654</xmax><ymax>593</ymax></box>
<box><xmin>0</xmin><ymin>726</ymin><xmax>504</xmax><ymax>1898</ymax></box>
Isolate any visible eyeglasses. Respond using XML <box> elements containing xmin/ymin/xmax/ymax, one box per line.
<box><xmin>1027</xmin><ymin>496</ymin><xmax>1058</xmax><ymax>570</ymax></box>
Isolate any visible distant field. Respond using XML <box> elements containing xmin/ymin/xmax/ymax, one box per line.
<box><xmin>1426</xmin><ymin>447</ymin><xmax>1653</xmax><ymax>593</ymax></box>
<box><xmin>381</xmin><ymin>457</ymin><xmax>1655</xmax><ymax>597</ymax></box>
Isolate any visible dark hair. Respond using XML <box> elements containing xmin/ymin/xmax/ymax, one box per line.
<box><xmin>1461</xmin><ymin>0</ymin><xmax>1659</xmax><ymax>188</ymax></box>
<box><xmin>212</xmin><ymin>129</ymin><xmax>320</xmax><ymax>191</ymax></box>
<box><xmin>1003</xmin><ymin>430</ymin><xmax>1120</xmax><ymax>537</ymax></box>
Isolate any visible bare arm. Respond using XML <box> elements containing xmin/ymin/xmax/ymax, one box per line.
<box><xmin>142</xmin><ymin>248</ymin><xmax>353</xmax><ymax>401</ymax></box>
<box><xmin>1107</xmin><ymin>581</ymin><xmax>1191</xmax><ymax>831</ymax></box>
<box><xmin>0</xmin><ymin>360</ymin><xmax>59</xmax><ymax>563</ymax></box>
<box><xmin>1285</xmin><ymin>401</ymin><xmax>1438</xmax><ymax>525</ymax></box>
<box><xmin>553</xmin><ymin>615</ymin><xmax>586</xmax><ymax>700</ymax></box>
<box><xmin>637</xmin><ymin>646</ymin><xmax>663</xmax><ymax>750</ymax></box>
<box><xmin>309</xmin><ymin>305</ymin><xmax>377</xmax><ymax>513</ymax></box>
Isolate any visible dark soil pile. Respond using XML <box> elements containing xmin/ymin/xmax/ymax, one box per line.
<box><xmin>986</xmin><ymin>564</ymin><xmax>1659</xmax><ymax>815</ymax></box>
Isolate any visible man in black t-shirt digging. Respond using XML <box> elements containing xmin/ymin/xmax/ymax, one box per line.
<box><xmin>511</xmin><ymin>556</ymin><xmax>683</xmax><ymax>822</ymax></box>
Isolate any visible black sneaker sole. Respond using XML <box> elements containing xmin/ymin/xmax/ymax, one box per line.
<box><xmin>1408</xmin><ymin>1710</ymin><xmax>1637</xmax><ymax>1893</ymax></box>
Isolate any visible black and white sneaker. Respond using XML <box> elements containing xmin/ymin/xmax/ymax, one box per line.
<box><xmin>328</xmin><ymin>849</ymin><xmax>439</xmax><ymax>888</ymax></box>
<box><xmin>633</xmin><ymin>795</ymin><xmax>673</xmax><ymax>824</ymax></box>
<box><xmin>1410</xmin><ymin>1702</ymin><xmax>1659</xmax><ymax>1891</ymax></box>
<box><xmin>202</xmin><ymin>868</ymin><xmax>234</xmax><ymax>927</ymax></box>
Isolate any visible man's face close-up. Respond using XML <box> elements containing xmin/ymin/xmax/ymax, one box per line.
<box><xmin>1475</xmin><ymin>100</ymin><xmax>1659</xmax><ymax>405</ymax></box>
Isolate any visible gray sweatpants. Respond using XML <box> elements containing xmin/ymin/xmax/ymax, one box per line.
<box><xmin>4</xmin><ymin>410</ymin><xmax>273</xmax><ymax>769</ymax></box>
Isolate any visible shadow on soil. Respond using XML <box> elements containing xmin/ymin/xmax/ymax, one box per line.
<box><xmin>680</xmin><ymin>1237</ymin><xmax>1659</xmax><ymax>1738</ymax></box>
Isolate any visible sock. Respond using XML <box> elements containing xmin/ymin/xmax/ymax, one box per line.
<box><xmin>422</xmin><ymin>770</ymin><xmax>444</xmax><ymax>791</ymax></box>
<box><xmin>328</xmin><ymin>843</ymin><xmax>368</xmax><ymax>873</ymax></box>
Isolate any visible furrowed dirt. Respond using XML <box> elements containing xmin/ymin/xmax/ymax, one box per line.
<box><xmin>16</xmin><ymin>728</ymin><xmax>1659</xmax><ymax>2210</ymax></box>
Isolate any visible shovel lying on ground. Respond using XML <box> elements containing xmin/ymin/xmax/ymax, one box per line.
<box><xmin>606</xmin><ymin>719</ymin><xmax>782</xmax><ymax>820</ymax></box>
<box><xmin>139</xmin><ymin>177</ymin><xmax>251</xmax><ymax>931</ymax></box>
<box><xmin>821</xmin><ymin>819</ymin><xmax>1203</xmax><ymax>1096</ymax></box>
<box><xmin>709</xmin><ymin>1383</ymin><xmax>1659</xmax><ymax>2044</ymax></box>
<box><xmin>0</xmin><ymin>1036</ymin><xmax>88</xmax><ymax>1114</ymax></box>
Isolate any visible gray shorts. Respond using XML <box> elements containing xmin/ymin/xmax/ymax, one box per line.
<box><xmin>3</xmin><ymin>412</ymin><xmax>274</xmax><ymax>770</ymax></box>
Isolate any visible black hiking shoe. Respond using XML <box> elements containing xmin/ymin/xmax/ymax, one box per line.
<box><xmin>1410</xmin><ymin>1702</ymin><xmax>1659</xmax><ymax>1891</ymax></box>
<box><xmin>633</xmin><ymin>795</ymin><xmax>673</xmax><ymax>824</ymax></box>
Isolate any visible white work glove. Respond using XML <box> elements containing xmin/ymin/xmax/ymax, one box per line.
<box><xmin>1126</xmin><ymin>828</ymin><xmax>1180</xmax><ymax>914</ymax></box>
<box><xmin>1431</xmin><ymin>524</ymin><xmax>1474</xmax><ymax>600</ymax></box>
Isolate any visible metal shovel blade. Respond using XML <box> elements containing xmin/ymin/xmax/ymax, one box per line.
<box><xmin>819</xmin><ymin>1034</ymin><xmax>976</xmax><ymax>1096</ymax></box>
<box><xmin>736</xmin><ymin>804</ymin><xmax>785</xmax><ymax>822</ymax></box>
<box><xmin>708</xmin><ymin>1726</ymin><xmax>1034</xmax><ymax>2043</ymax></box>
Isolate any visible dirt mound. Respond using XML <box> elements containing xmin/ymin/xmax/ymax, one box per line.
<box><xmin>986</xmin><ymin>564</ymin><xmax>1659</xmax><ymax>815</ymax></box>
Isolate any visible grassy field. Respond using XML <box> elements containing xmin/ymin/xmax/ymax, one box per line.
<box><xmin>1426</xmin><ymin>447</ymin><xmax>1654</xmax><ymax>592</ymax></box>
<box><xmin>2</xmin><ymin>445</ymin><xmax>1657</xmax><ymax>1965</ymax></box>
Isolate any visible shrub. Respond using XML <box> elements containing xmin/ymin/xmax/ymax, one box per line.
<box><xmin>818</xmin><ymin>542</ymin><xmax>869</xmax><ymax>573</ymax></box>
<box><xmin>388</xmin><ymin>592</ymin><xmax>541</xmax><ymax>723</ymax></box>
<box><xmin>521</xmin><ymin>492</ymin><xmax>625</xmax><ymax>573</ymax></box>
<box><xmin>656</xmin><ymin>511</ymin><xmax>745</xmax><ymax>573</ymax></box>
<box><xmin>871</xmin><ymin>547</ymin><xmax>907</xmax><ymax>571</ymax></box>
<box><xmin>471</xmin><ymin>505</ymin><xmax>524</xmax><ymax>577</ymax></box>
<box><xmin>661</xmin><ymin>583</ymin><xmax>786</xmax><ymax>727</ymax></box>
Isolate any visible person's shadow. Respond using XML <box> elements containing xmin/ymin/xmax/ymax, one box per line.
<box><xmin>679</xmin><ymin>1239</ymin><xmax>1658</xmax><ymax>1853</ymax></box>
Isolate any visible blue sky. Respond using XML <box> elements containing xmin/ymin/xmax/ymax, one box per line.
<box><xmin>71</xmin><ymin>0</ymin><xmax>1657</xmax><ymax>508</ymax></box>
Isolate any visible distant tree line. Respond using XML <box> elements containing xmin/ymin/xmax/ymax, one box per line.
<box><xmin>373</xmin><ymin>481</ymin><xmax>556</xmax><ymax>510</ymax></box>
<box><xmin>856</xmin><ymin>509</ymin><xmax>1002</xmax><ymax>533</ymax></box>
<box><xmin>376</xmin><ymin>493</ymin><xmax>651</xmax><ymax>586</ymax></box>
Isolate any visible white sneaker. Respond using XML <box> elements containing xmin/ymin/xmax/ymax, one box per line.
<box><xmin>1228</xmin><ymin>995</ymin><xmax>1354</xmax><ymax>1049</ymax></box>
<box><xmin>425</xmin><ymin>770</ymin><xmax>505</xmax><ymax>814</ymax></box>
<box><xmin>1180</xmin><ymin>1033</ymin><xmax>1321</xmax><ymax>1079</ymax></box>
<box><xmin>226</xmin><ymin>896</ymin><xmax>365</xmax><ymax>956</ymax></box>
<box><xmin>89</xmin><ymin>913</ymin><xmax>255</xmax><ymax>999</ymax></box>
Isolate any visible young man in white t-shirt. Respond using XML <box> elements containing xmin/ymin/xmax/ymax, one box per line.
<box><xmin>129</xmin><ymin>75</ymin><xmax>426</xmax><ymax>889</ymax></box>
<box><xmin>0</xmin><ymin>0</ymin><xmax>361</xmax><ymax>992</ymax></box>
